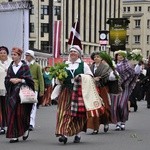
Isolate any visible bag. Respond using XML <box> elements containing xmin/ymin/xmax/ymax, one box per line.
<box><xmin>19</xmin><ymin>85</ymin><xmax>37</xmax><ymax>104</ymax></box>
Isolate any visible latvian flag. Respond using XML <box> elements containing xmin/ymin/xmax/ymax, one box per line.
<box><xmin>68</xmin><ymin>21</ymin><xmax>82</xmax><ymax>50</ymax></box>
<box><xmin>54</xmin><ymin>20</ymin><xmax>62</xmax><ymax>58</ymax></box>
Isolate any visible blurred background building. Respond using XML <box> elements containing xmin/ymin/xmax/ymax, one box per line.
<box><xmin>2</xmin><ymin>0</ymin><xmax>150</xmax><ymax>65</ymax></box>
<box><xmin>123</xmin><ymin>0</ymin><xmax>150</xmax><ymax>59</ymax></box>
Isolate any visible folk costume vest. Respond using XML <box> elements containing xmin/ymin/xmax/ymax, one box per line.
<box><xmin>63</xmin><ymin>62</ymin><xmax>84</xmax><ymax>89</ymax></box>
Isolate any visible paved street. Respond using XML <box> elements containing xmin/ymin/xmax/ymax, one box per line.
<box><xmin>0</xmin><ymin>100</ymin><xmax>150</xmax><ymax>150</ymax></box>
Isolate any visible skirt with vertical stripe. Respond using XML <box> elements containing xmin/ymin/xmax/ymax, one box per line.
<box><xmin>110</xmin><ymin>87</ymin><xmax>129</xmax><ymax>124</ymax></box>
<box><xmin>6</xmin><ymin>102</ymin><xmax>32</xmax><ymax>138</ymax></box>
<box><xmin>55</xmin><ymin>87</ymin><xmax>86</xmax><ymax>137</ymax></box>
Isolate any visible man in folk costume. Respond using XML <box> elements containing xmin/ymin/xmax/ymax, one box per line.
<box><xmin>110</xmin><ymin>50</ymin><xmax>137</xmax><ymax>131</ymax></box>
<box><xmin>25</xmin><ymin>50</ymin><xmax>44</xmax><ymax>131</ymax></box>
<box><xmin>0</xmin><ymin>46</ymin><xmax>12</xmax><ymax>134</ymax></box>
<box><xmin>87</xmin><ymin>51</ymin><xmax>112</xmax><ymax>134</ymax></box>
<box><xmin>55</xmin><ymin>45</ymin><xmax>94</xmax><ymax>144</ymax></box>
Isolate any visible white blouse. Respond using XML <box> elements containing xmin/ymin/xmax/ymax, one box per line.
<box><xmin>65</xmin><ymin>58</ymin><xmax>93</xmax><ymax>76</ymax></box>
<box><xmin>12</xmin><ymin>61</ymin><xmax>23</xmax><ymax>74</ymax></box>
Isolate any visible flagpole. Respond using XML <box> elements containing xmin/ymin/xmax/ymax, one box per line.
<box><xmin>70</xmin><ymin>15</ymin><xmax>78</xmax><ymax>47</ymax></box>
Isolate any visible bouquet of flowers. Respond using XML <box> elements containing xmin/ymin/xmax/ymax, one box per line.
<box><xmin>49</xmin><ymin>62</ymin><xmax>68</xmax><ymax>81</ymax></box>
<box><xmin>127</xmin><ymin>49</ymin><xmax>143</xmax><ymax>61</ymax></box>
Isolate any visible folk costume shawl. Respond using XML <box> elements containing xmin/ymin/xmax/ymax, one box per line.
<box><xmin>71</xmin><ymin>74</ymin><xmax>104</xmax><ymax>118</ymax></box>
<box><xmin>116</xmin><ymin>59</ymin><xmax>137</xmax><ymax>93</ymax></box>
<box><xmin>90</xmin><ymin>62</ymin><xmax>110</xmax><ymax>87</ymax></box>
<box><xmin>5</xmin><ymin>60</ymin><xmax>34</xmax><ymax>109</ymax></box>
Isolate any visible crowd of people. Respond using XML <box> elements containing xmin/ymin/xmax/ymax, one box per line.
<box><xmin>0</xmin><ymin>45</ymin><xmax>149</xmax><ymax>144</ymax></box>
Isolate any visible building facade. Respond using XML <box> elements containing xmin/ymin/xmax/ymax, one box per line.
<box><xmin>0</xmin><ymin>0</ymin><xmax>123</xmax><ymax>63</ymax></box>
<box><xmin>60</xmin><ymin>0</ymin><xmax>122</xmax><ymax>56</ymax></box>
<box><xmin>123</xmin><ymin>0</ymin><xmax>150</xmax><ymax>59</ymax></box>
<box><xmin>0</xmin><ymin>0</ymin><xmax>52</xmax><ymax>67</ymax></box>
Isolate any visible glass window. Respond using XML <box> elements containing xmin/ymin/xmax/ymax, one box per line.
<box><xmin>126</xmin><ymin>35</ymin><xmax>129</xmax><ymax>44</ymax></box>
<box><xmin>123</xmin><ymin>7</ymin><xmax>126</xmax><ymax>12</ymax></box>
<box><xmin>134</xmin><ymin>35</ymin><xmax>140</xmax><ymax>44</ymax></box>
<box><xmin>54</xmin><ymin>6</ymin><xmax>61</xmax><ymax>16</ymax></box>
<box><xmin>135</xmin><ymin>19</ymin><xmax>141</xmax><ymax>28</ymax></box>
<box><xmin>41</xmin><ymin>23</ymin><xmax>49</xmax><ymax>33</ymax></box>
<box><xmin>41</xmin><ymin>5</ymin><xmax>49</xmax><ymax>15</ymax></box>
<box><xmin>29</xmin><ymin>41</ymin><xmax>35</xmax><ymax>49</ymax></box>
<box><xmin>147</xmin><ymin>35</ymin><xmax>150</xmax><ymax>44</ymax></box>
<box><xmin>29</xmin><ymin>5</ymin><xmax>34</xmax><ymax>15</ymax></box>
<box><xmin>41</xmin><ymin>41</ymin><xmax>50</xmax><ymax>52</ymax></box>
<box><xmin>29</xmin><ymin>23</ymin><xmax>34</xmax><ymax>32</ymax></box>
<box><xmin>147</xmin><ymin>20</ymin><xmax>150</xmax><ymax>28</ymax></box>
<box><xmin>147</xmin><ymin>51</ymin><xmax>149</xmax><ymax>58</ymax></box>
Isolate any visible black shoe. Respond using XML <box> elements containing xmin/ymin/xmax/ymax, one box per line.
<box><xmin>0</xmin><ymin>129</ymin><xmax>5</xmax><ymax>135</ymax></box>
<box><xmin>134</xmin><ymin>105</ymin><xmax>138</xmax><ymax>112</ymax></box>
<box><xmin>51</xmin><ymin>100</ymin><xmax>58</xmax><ymax>105</ymax></box>
<box><xmin>104</xmin><ymin>124</ymin><xmax>109</xmax><ymax>133</ymax></box>
<box><xmin>73</xmin><ymin>135</ymin><xmax>81</xmax><ymax>143</ymax></box>
<box><xmin>58</xmin><ymin>136</ymin><xmax>67</xmax><ymax>144</ymax></box>
<box><xmin>29</xmin><ymin>125</ymin><xmax>34</xmax><ymax>131</ymax></box>
<box><xmin>23</xmin><ymin>130</ymin><xmax>30</xmax><ymax>141</ymax></box>
<box><xmin>91</xmin><ymin>130</ymin><xmax>98</xmax><ymax>135</ymax></box>
<box><xmin>9</xmin><ymin>138</ymin><xmax>19</xmax><ymax>143</ymax></box>
<box><xmin>147</xmin><ymin>105</ymin><xmax>150</xmax><ymax>109</ymax></box>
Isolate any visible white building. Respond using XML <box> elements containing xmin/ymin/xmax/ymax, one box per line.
<box><xmin>60</xmin><ymin>0</ymin><xmax>123</xmax><ymax>55</ymax></box>
<box><xmin>0</xmin><ymin>0</ymin><xmax>124</xmax><ymax>65</ymax></box>
<box><xmin>123</xmin><ymin>0</ymin><xmax>150</xmax><ymax>58</ymax></box>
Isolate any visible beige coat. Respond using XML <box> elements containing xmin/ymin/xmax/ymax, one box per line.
<box><xmin>0</xmin><ymin>57</ymin><xmax>12</xmax><ymax>96</ymax></box>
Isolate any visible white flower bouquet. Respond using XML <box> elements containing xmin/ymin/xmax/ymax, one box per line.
<box><xmin>127</xmin><ymin>49</ymin><xmax>143</xmax><ymax>61</ymax></box>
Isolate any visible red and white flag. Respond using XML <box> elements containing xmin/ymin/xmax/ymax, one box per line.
<box><xmin>68</xmin><ymin>21</ymin><xmax>82</xmax><ymax>50</ymax></box>
<box><xmin>54</xmin><ymin>20</ymin><xmax>62</xmax><ymax>58</ymax></box>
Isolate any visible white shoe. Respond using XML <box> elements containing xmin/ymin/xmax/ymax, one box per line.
<box><xmin>120</xmin><ymin>124</ymin><xmax>125</xmax><ymax>130</ymax></box>
<box><xmin>115</xmin><ymin>125</ymin><xmax>121</xmax><ymax>131</ymax></box>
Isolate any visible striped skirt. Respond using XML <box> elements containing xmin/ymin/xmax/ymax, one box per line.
<box><xmin>55</xmin><ymin>87</ymin><xmax>86</xmax><ymax>137</ymax></box>
<box><xmin>110</xmin><ymin>87</ymin><xmax>129</xmax><ymax>124</ymax></box>
<box><xmin>6</xmin><ymin>102</ymin><xmax>32</xmax><ymax>138</ymax></box>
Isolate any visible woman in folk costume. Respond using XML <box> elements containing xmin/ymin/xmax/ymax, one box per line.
<box><xmin>87</xmin><ymin>51</ymin><xmax>111</xmax><ymax>134</ymax></box>
<box><xmin>0</xmin><ymin>46</ymin><xmax>12</xmax><ymax>135</ymax></box>
<box><xmin>5</xmin><ymin>47</ymin><xmax>34</xmax><ymax>143</ymax></box>
<box><xmin>42</xmin><ymin>66</ymin><xmax>53</xmax><ymax>106</ymax></box>
<box><xmin>55</xmin><ymin>45</ymin><xmax>93</xmax><ymax>144</ymax></box>
<box><xmin>110</xmin><ymin>50</ymin><xmax>137</xmax><ymax>131</ymax></box>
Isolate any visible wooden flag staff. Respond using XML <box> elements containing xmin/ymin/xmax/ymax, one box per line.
<box><xmin>70</xmin><ymin>15</ymin><xmax>78</xmax><ymax>47</ymax></box>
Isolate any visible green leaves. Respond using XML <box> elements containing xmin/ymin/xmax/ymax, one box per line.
<box><xmin>49</xmin><ymin>63</ymin><xmax>68</xmax><ymax>81</ymax></box>
<box><xmin>99</xmin><ymin>51</ymin><xmax>119</xmax><ymax>79</ymax></box>
<box><xmin>99</xmin><ymin>51</ymin><xmax>114</xmax><ymax>70</ymax></box>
